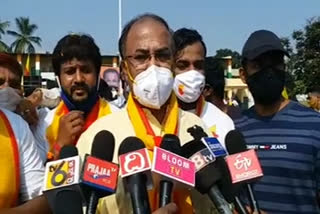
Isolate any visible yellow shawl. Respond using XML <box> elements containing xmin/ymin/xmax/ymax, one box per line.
<box><xmin>0</xmin><ymin>110</ymin><xmax>20</xmax><ymax>208</ymax></box>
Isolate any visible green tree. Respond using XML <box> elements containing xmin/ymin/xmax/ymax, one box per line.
<box><xmin>290</xmin><ymin>17</ymin><xmax>320</xmax><ymax>94</ymax></box>
<box><xmin>214</xmin><ymin>48</ymin><xmax>242</xmax><ymax>68</ymax></box>
<box><xmin>0</xmin><ymin>20</ymin><xmax>10</xmax><ymax>52</ymax></box>
<box><xmin>7</xmin><ymin>17</ymin><xmax>41</xmax><ymax>53</ymax></box>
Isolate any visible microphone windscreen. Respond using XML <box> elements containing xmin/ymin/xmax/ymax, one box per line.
<box><xmin>225</xmin><ymin>130</ymin><xmax>247</xmax><ymax>154</ymax></box>
<box><xmin>181</xmin><ymin>140</ymin><xmax>206</xmax><ymax>158</ymax></box>
<box><xmin>187</xmin><ymin>125</ymin><xmax>208</xmax><ymax>140</ymax></box>
<box><xmin>118</xmin><ymin>136</ymin><xmax>145</xmax><ymax>156</ymax></box>
<box><xmin>59</xmin><ymin>145</ymin><xmax>78</xmax><ymax>159</ymax></box>
<box><xmin>160</xmin><ymin>134</ymin><xmax>181</xmax><ymax>155</ymax></box>
<box><xmin>54</xmin><ymin>189</ymin><xmax>83</xmax><ymax>214</ymax></box>
<box><xmin>181</xmin><ymin>140</ymin><xmax>220</xmax><ymax>194</ymax></box>
<box><xmin>216</xmin><ymin>158</ymin><xmax>236</xmax><ymax>203</ymax></box>
<box><xmin>196</xmin><ymin>161</ymin><xmax>222</xmax><ymax>194</ymax></box>
<box><xmin>91</xmin><ymin>130</ymin><xmax>115</xmax><ymax>161</ymax></box>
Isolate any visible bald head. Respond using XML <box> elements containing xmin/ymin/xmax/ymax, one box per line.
<box><xmin>118</xmin><ymin>13</ymin><xmax>174</xmax><ymax>59</ymax></box>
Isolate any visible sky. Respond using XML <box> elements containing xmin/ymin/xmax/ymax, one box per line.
<box><xmin>1</xmin><ymin>0</ymin><xmax>319</xmax><ymax>56</ymax></box>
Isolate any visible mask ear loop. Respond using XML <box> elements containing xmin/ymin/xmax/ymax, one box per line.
<box><xmin>124</xmin><ymin>61</ymin><xmax>140</xmax><ymax>100</ymax></box>
<box><xmin>55</xmin><ymin>75</ymin><xmax>62</xmax><ymax>93</ymax></box>
<box><xmin>124</xmin><ymin>61</ymin><xmax>136</xmax><ymax>84</ymax></box>
<box><xmin>96</xmin><ymin>76</ymin><xmax>101</xmax><ymax>91</ymax></box>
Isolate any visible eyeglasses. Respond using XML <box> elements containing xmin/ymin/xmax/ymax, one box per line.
<box><xmin>0</xmin><ymin>77</ymin><xmax>21</xmax><ymax>89</ymax></box>
<box><xmin>125</xmin><ymin>49</ymin><xmax>172</xmax><ymax>69</ymax></box>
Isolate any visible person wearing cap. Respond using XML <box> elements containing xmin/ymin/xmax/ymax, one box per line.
<box><xmin>32</xmin><ymin>34</ymin><xmax>118</xmax><ymax>163</ymax></box>
<box><xmin>235</xmin><ymin>30</ymin><xmax>320</xmax><ymax>213</ymax></box>
<box><xmin>172</xmin><ymin>28</ymin><xmax>234</xmax><ymax>147</ymax></box>
<box><xmin>0</xmin><ymin>53</ymin><xmax>50</xmax><ymax>213</ymax></box>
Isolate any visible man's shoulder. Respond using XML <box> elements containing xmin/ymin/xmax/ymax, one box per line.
<box><xmin>87</xmin><ymin>109</ymin><xmax>130</xmax><ymax>132</ymax></box>
<box><xmin>203</xmin><ymin>102</ymin><xmax>234</xmax><ymax>124</ymax></box>
<box><xmin>0</xmin><ymin>107</ymin><xmax>28</xmax><ymax>128</ymax></box>
<box><xmin>179</xmin><ymin>109</ymin><xmax>209</xmax><ymax>131</ymax></box>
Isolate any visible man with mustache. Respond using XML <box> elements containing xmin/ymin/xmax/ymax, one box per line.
<box><xmin>34</xmin><ymin>34</ymin><xmax>118</xmax><ymax>161</ymax></box>
<box><xmin>76</xmin><ymin>13</ymin><xmax>215</xmax><ymax>213</ymax></box>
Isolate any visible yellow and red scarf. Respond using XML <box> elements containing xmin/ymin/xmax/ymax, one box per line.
<box><xmin>46</xmin><ymin>98</ymin><xmax>111</xmax><ymax>152</ymax></box>
<box><xmin>126</xmin><ymin>93</ymin><xmax>193</xmax><ymax>214</ymax></box>
<box><xmin>0</xmin><ymin>110</ymin><xmax>20</xmax><ymax>208</ymax></box>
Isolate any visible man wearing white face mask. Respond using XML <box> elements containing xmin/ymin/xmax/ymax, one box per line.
<box><xmin>76</xmin><ymin>14</ymin><xmax>216</xmax><ymax>214</ymax></box>
<box><xmin>173</xmin><ymin>28</ymin><xmax>234</xmax><ymax>147</ymax></box>
<box><xmin>0</xmin><ymin>53</ymin><xmax>51</xmax><ymax>213</ymax></box>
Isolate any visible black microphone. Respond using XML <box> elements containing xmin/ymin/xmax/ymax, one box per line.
<box><xmin>225</xmin><ymin>130</ymin><xmax>261</xmax><ymax>214</ymax></box>
<box><xmin>158</xmin><ymin>134</ymin><xmax>182</xmax><ymax>207</ymax></box>
<box><xmin>81</xmin><ymin>130</ymin><xmax>117</xmax><ymax>214</ymax></box>
<box><xmin>187</xmin><ymin>125</ymin><xmax>208</xmax><ymax>141</ymax></box>
<box><xmin>54</xmin><ymin>189</ymin><xmax>83</xmax><ymax>214</ymax></box>
<box><xmin>45</xmin><ymin>145</ymin><xmax>84</xmax><ymax>214</ymax></box>
<box><xmin>182</xmin><ymin>140</ymin><xmax>233</xmax><ymax>214</ymax></box>
<box><xmin>118</xmin><ymin>137</ymin><xmax>151</xmax><ymax>214</ymax></box>
<box><xmin>218</xmin><ymin>157</ymin><xmax>249</xmax><ymax>214</ymax></box>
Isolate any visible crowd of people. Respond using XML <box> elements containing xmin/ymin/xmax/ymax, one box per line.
<box><xmin>0</xmin><ymin>13</ymin><xmax>319</xmax><ymax>214</ymax></box>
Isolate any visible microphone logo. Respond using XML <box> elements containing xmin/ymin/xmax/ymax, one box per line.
<box><xmin>119</xmin><ymin>148</ymin><xmax>152</xmax><ymax>178</ymax></box>
<box><xmin>43</xmin><ymin>156</ymin><xmax>80</xmax><ymax>191</ymax></box>
<box><xmin>124</xmin><ymin>152</ymin><xmax>145</xmax><ymax>173</ymax></box>
<box><xmin>234</xmin><ymin>154</ymin><xmax>252</xmax><ymax>171</ymax></box>
<box><xmin>225</xmin><ymin>149</ymin><xmax>263</xmax><ymax>183</ymax></box>
<box><xmin>81</xmin><ymin>155</ymin><xmax>119</xmax><ymax>193</ymax></box>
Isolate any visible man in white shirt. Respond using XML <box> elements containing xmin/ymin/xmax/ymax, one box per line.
<box><xmin>0</xmin><ymin>52</ymin><xmax>50</xmax><ymax>213</ymax></box>
<box><xmin>172</xmin><ymin>28</ymin><xmax>234</xmax><ymax>147</ymax></box>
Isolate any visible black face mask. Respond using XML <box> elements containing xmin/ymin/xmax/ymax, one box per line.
<box><xmin>246</xmin><ymin>67</ymin><xmax>285</xmax><ymax>105</ymax></box>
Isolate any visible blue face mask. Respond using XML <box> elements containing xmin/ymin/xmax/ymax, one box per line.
<box><xmin>60</xmin><ymin>88</ymin><xmax>99</xmax><ymax>114</ymax></box>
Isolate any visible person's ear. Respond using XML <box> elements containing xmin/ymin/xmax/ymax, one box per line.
<box><xmin>120</xmin><ymin>60</ymin><xmax>129</xmax><ymax>83</ymax></box>
<box><xmin>239</xmin><ymin>67</ymin><xmax>247</xmax><ymax>84</ymax></box>
<box><xmin>202</xmin><ymin>85</ymin><xmax>213</xmax><ymax>99</ymax></box>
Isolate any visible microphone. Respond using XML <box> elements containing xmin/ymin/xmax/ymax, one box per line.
<box><xmin>43</xmin><ymin>145</ymin><xmax>83</xmax><ymax>214</ymax></box>
<box><xmin>155</xmin><ymin>134</ymin><xmax>195</xmax><ymax>207</ymax></box>
<box><xmin>225</xmin><ymin>130</ymin><xmax>263</xmax><ymax>214</ymax></box>
<box><xmin>187</xmin><ymin>125</ymin><xmax>208</xmax><ymax>141</ymax></box>
<box><xmin>80</xmin><ymin>130</ymin><xmax>119</xmax><ymax>214</ymax></box>
<box><xmin>218</xmin><ymin>157</ymin><xmax>249</xmax><ymax>214</ymax></box>
<box><xmin>118</xmin><ymin>137</ymin><xmax>152</xmax><ymax>214</ymax></box>
<box><xmin>181</xmin><ymin>141</ymin><xmax>233</xmax><ymax>214</ymax></box>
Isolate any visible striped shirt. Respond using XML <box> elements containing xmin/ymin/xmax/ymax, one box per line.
<box><xmin>235</xmin><ymin>101</ymin><xmax>320</xmax><ymax>214</ymax></box>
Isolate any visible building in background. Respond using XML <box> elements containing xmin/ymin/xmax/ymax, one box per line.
<box><xmin>9</xmin><ymin>53</ymin><xmax>119</xmax><ymax>94</ymax></box>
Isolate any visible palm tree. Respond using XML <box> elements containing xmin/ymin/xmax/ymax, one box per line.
<box><xmin>7</xmin><ymin>17</ymin><xmax>41</xmax><ymax>53</ymax></box>
<box><xmin>0</xmin><ymin>20</ymin><xmax>10</xmax><ymax>52</ymax></box>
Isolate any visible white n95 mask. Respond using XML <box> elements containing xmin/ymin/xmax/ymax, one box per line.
<box><xmin>0</xmin><ymin>87</ymin><xmax>22</xmax><ymax>111</ymax></box>
<box><xmin>133</xmin><ymin>65</ymin><xmax>174</xmax><ymax>109</ymax></box>
<box><xmin>173</xmin><ymin>70</ymin><xmax>205</xmax><ymax>103</ymax></box>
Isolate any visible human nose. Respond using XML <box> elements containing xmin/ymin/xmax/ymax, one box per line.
<box><xmin>74</xmin><ymin>69</ymin><xmax>84</xmax><ymax>82</ymax></box>
<box><xmin>147</xmin><ymin>53</ymin><xmax>161</xmax><ymax>67</ymax></box>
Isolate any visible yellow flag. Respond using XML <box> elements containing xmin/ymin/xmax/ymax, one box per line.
<box><xmin>24</xmin><ymin>55</ymin><xmax>30</xmax><ymax>76</ymax></box>
<box><xmin>282</xmin><ymin>87</ymin><xmax>289</xmax><ymax>99</ymax></box>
